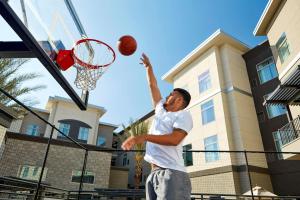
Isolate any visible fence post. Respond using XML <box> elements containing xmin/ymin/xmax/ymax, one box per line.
<box><xmin>34</xmin><ymin>126</ymin><xmax>55</xmax><ymax>200</ymax></box>
<box><xmin>244</xmin><ymin>150</ymin><xmax>254</xmax><ymax>200</ymax></box>
<box><xmin>78</xmin><ymin>149</ymin><xmax>88</xmax><ymax>200</ymax></box>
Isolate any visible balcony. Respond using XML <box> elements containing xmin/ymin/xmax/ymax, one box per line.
<box><xmin>277</xmin><ymin>116</ymin><xmax>300</xmax><ymax>159</ymax></box>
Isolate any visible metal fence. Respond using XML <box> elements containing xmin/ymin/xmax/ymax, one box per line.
<box><xmin>1</xmin><ymin>88</ymin><xmax>300</xmax><ymax>200</ymax></box>
<box><xmin>278</xmin><ymin>115</ymin><xmax>300</xmax><ymax>145</ymax></box>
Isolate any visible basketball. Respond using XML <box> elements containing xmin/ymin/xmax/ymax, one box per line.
<box><xmin>118</xmin><ymin>35</ymin><xmax>137</xmax><ymax>56</ymax></box>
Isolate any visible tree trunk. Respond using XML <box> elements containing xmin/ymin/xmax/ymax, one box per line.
<box><xmin>134</xmin><ymin>153</ymin><xmax>144</xmax><ymax>189</ymax></box>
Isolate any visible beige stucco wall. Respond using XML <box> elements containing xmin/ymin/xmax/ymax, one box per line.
<box><xmin>45</xmin><ymin>101</ymin><xmax>102</xmax><ymax>145</ymax></box>
<box><xmin>8</xmin><ymin>118</ymin><xmax>23</xmax><ymax>133</ymax></box>
<box><xmin>109</xmin><ymin>168</ymin><xmax>129</xmax><ymax>189</ymax></box>
<box><xmin>266</xmin><ymin>0</ymin><xmax>300</xmax><ymax>80</ymax></box>
<box><xmin>19</xmin><ymin>111</ymin><xmax>49</xmax><ymax>136</ymax></box>
<box><xmin>173</xmin><ymin>43</ymin><xmax>267</xmax><ymax>173</ymax></box>
<box><xmin>97</xmin><ymin>124</ymin><xmax>115</xmax><ymax>148</ymax></box>
<box><xmin>0</xmin><ymin>125</ymin><xmax>6</xmax><ymax>160</ymax></box>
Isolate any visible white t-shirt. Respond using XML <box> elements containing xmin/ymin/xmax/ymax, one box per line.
<box><xmin>144</xmin><ymin>99</ymin><xmax>193</xmax><ymax>172</ymax></box>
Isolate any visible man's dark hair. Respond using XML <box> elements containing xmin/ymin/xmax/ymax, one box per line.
<box><xmin>174</xmin><ymin>88</ymin><xmax>191</xmax><ymax>108</ymax></box>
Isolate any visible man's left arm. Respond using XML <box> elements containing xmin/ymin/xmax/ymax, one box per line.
<box><xmin>121</xmin><ymin>128</ymin><xmax>186</xmax><ymax>150</ymax></box>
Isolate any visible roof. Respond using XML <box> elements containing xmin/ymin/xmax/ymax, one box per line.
<box><xmin>99</xmin><ymin>121</ymin><xmax>119</xmax><ymax>129</ymax></box>
<box><xmin>47</xmin><ymin>96</ymin><xmax>106</xmax><ymax>113</ymax></box>
<box><xmin>162</xmin><ymin>29</ymin><xmax>250</xmax><ymax>83</ymax></box>
<box><xmin>253</xmin><ymin>0</ymin><xmax>283</xmax><ymax>36</ymax></box>
<box><xmin>29</xmin><ymin>107</ymin><xmax>50</xmax><ymax>114</ymax></box>
<box><xmin>0</xmin><ymin>103</ymin><xmax>18</xmax><ymax>119</ymax></box>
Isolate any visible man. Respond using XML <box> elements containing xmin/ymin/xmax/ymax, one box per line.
<box><xmin>122</xmin><ymin>53</ymin><xmax>193</xmax><ymax>200</ymax></box>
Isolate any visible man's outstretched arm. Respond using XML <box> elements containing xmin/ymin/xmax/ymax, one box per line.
<box><xmin>140</xmin><ymin>53</ymin><xmax>162</xmax><ymax>107</ymax></box>
<box><xmin>121</xmin><ymin>128</ymin><xmax>187</xmax><ymax>150</ymax></box>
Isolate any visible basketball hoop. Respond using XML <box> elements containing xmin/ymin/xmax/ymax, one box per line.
<box><xmin>56</xmin><ymin>38</ymin><xmax>116</xmax><ymax>94</ymax></box>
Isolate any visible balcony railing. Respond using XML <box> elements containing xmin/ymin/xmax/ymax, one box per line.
<box><xmin>278</xmin><ymin>115</ymin><xmax>300</xmax><ymax>145</ymax></box>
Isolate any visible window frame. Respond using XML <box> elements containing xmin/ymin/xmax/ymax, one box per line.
<box><xmin>58</xmin><ymin>123</ymin><xmax>71</xmax><ymax>137</ymax></box>
<box><xmin>276</xmin><ymin>33</ymin><xmax>291</xmax><ymax>63</ymax></box>
<box><xmin>183</xmin><ymin>144</ymin><xmax>193</xmax><ymax>166</ymax></box>
<box><xmin>96</xmin><ymin>136</ymin><xmax>106</xmax><ymax>147</ymax></box>
<box><xmin>71</xmin><ymin>170</ymin><xmax>95</xmax><ymax>184</ymax></box>
<box><xmin>201</xmin><ymin>100</ymin><xmax>215</xmax><ymax>125</ymax></box>
<box><xmin>198</xmin><ymin>70</ymin><xmax>212</xmax><ymax>93</ymax></box>
<box><xmin>204</xmin><ymin>135</ymin><xmax>220</xmax><ymax>163</ymax></box>
<box><xmin>264</xmin><ymin>95</ymin><xmax>286</xmax><ymax>119</ymax></box>
<box><xmin>78</xmin><ymin>127</ymin><xmax>89</xmax><ymax>141</ymax></box>
<box><xmin>256</xmin><ymin>57</ymin><xmax>278</xmax><ymax>84</ymax></box>
<box><xmin>26</xmin><ymin>124</ymin><xmax>39</xmax><ymax>136</ymax></box>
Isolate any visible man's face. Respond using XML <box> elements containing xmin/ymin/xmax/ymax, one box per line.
<box><xmin>164</xmin><ymin>91</ymin><xmax>183</xmax><ymax>108</ymax></box>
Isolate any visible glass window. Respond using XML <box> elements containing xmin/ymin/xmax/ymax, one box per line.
<box><xmin>273</xmin><ymin>131</ymin><xmax>283</xmax><ymax>160</ymax></box>
<box><xmin>78</xmin><ymin>127</ymin><xmax>89</xmax><ymax>141</ymax></box>
<box><xmin>276</xmin><ymin>33</ymin><xmax>291</xmax><ymax>63</ymax></box>
<box><xmin>264</xmin><ymin>95</ymin><xmax>286</xmax><ymax>118</ymax></box>
<box><xmin>19</xmin><ymin>165</ymin><xmax>47</xmax><ymax>181</ymax></box>
<box><xmin>58</xmin><ymin>123</ymin><xmax>70</xmax><ymax>137</ymax></box>
<box><xmin>97</xmin><ymin>137</ymin><xmax>106</xmax><ymax>146</ymax></box>
<box><xmin>201</xmin><ymin>100</ymin><xmax>215</xmax><ymax>125</ymax></box>
<box><xmin>256</xmin><ymin>57</ymin><xmax>278</xmax><ymax>84</ymax></box>
<box><xmin>204</xmin><ymin>135</ymin><xmax>220</xmax><ymax>162</ymax></box>
<box><xmin>198</xmin><ymin>70</ymin><xmax>212</xmax><ymax>93</ymax></box>
<box><xmin>26</xmin><ymin>124</ymin><xmax>39</xmax><ymax>136</ymax></box>
<box><xmin>71</xmin><ymin>171</ymin><xmax>94</xmax><ymax>184</ymax></box>
<box><xmin>183</xmin><ymin>144</ymin><xmax>193</xmax><ymax>166</ymax></box>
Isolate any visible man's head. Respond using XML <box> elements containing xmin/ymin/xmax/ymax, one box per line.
<box><xmin>163</xmin><ymin>88</ymin><xmax>191</xmax><ymax>112</ymax></box>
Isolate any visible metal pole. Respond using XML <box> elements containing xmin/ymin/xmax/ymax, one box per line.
<box><xmin>78</xmin><ymin>149</ymin><xmax>88</xmax><ymax>200</ymax></box>
<box><xmin>244</xmin><ymin>150</ymin><xmax>254</xmax><ymax>200</ymax></box>
<box><xmin>34</xmin><ymin>126</ymin><xmax>55</xmax><ymax>200</ymax></box>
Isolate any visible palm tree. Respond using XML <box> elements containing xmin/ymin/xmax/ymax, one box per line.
<box><xmin>120</xmin><ymin>119</ymin><xmax>149</xmax><ymax>189</ymax></box>
<box><xmin>0</xmin><ymin>58</ymin><xmax>46</xmax><ymax>113</ymax></box>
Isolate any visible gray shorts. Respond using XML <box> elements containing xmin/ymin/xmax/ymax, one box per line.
<box><xmin>146</xmin><ymin>168</ymin><xmax>191</xmax><ymax>200</ymax></box>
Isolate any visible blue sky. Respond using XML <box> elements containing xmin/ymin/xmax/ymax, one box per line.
<box><xmin>0</xmin><ymin>0</ymin><xmax>268</xmax><ymax>129</ymax></box>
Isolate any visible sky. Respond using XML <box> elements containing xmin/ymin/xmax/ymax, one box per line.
<box><xmin>0</xmin><ymin>0</ymin><xmax>268</xmax><ymax>130</ymax></box>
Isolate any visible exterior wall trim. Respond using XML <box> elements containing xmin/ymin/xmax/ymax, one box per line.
<box><xmin>189</xmin><ymin>165</ymin><xmax>269</xmax><ymax>178</ymax></box>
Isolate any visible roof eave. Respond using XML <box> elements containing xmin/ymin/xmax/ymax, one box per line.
<box><xmin>162</xmin><ymin>29</ymin><xmax>249</xmax><ymax>83</ymax></box>
<box><xmin>253</xmin><ymin>0</ymin><xmax>282</xmax><ymax>36</ymax></box>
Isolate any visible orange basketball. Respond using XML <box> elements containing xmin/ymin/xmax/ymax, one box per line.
<box><xmin>118</xmin><ymin>35</ymin><xmax>137</xmax><ymax>56</ymax></box>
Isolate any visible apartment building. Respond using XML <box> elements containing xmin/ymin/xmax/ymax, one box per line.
<box><xmin>161</xmin><ymin>29</ymin><xmax>272</xmax><ymax>194</ymax></box>
<box><xmin>254</xmin><ymin>0</ymin><xmax>300</xmax><ymax>159</ymax></box>
<box><xmin>0</xmin><ymin>96</ymin><xmax>119</xmax><ymax>190</ymax></box>
<box><xmin>243</xmin><ymin>40</ymin><xmax>300</xmax><ymax>195</ymax></box>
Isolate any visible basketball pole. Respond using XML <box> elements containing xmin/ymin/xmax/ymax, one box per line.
<box><xmin>81</xmin><ymin>90</ymin><xmax>89</xmax><ymax>107</ymax></box>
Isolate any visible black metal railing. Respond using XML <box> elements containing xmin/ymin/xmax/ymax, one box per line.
<box><xmin>1</xmin><ymin>88</ymin><xmax>300</xmax><ymax>200</ymax></box>
<box><xmin>278</xmin><ymin>115</ymin><xmax>300</xmax><ymax>145</ymax></box>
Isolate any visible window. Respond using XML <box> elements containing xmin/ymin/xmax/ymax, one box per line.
<box><xmin>256</xmin><ymin>57</ymin><xmax>278</xmax><ymax>84</ymax></box>
<box><xmin>201</xmin><ymin>100</ymin><xmax>215</xmax><ymax>125</ymax></box>
<box><xmin>58</xmin><ymin>123</ymin><xmax>70</xmax><ymax>137</ymax></box>
<box><xmin>26</xmin><ymin>124</ymin><xmax>39</xmax><ymax>136</ymax></box>
<box><xmin>18</xmin><ymin>165</ymin><xmax>47</xmax><ymax>181</ymax></box>
<box><xmin>78</xmin><ymin>127</ymin><xmax>89</xmax><ymax>141</ymax></box>
<box><xmin>204</xmin><ymin>135</ymin><xmax>220</xmax><ymax>162</ymax></box>
<box><xmin>273</xmin><ymin>131</ymin><xmax>283</xmax><ymax>159</ymax></box>
<box><xmin>183</xmin><ymin>144</ymin><xmax>193</xmax><ymax>166</ymax></box>
<box><xmin>71</xmin><ymin>171</ymin><xmax>95</xmax><ymax>184</ymax></box>
<box><xmin>97</xmin><ymin>137</ymin><xmax>106</xmax><ymax>146</ymax></box>
<box><xmin>276</xmin><ymin>33</ymin><xmax>290</xmax><ymax>63</ymax></box>
<box><xmin>198</xmin><ymin>70</ymin><xmax>211</xmax><ymax>93</ymax></box>
<box><xmin>264</xmin><ymin>95</ymin><xmax>286</xmax><ymax>118</ymax></box>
